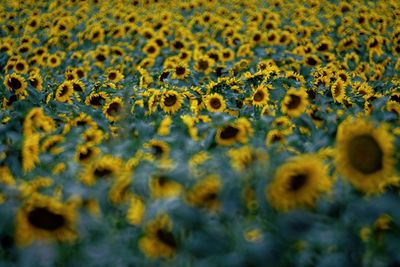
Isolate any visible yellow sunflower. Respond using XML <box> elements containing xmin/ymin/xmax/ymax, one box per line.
<box><xmin>171</xmin><ymin>63</ymin><xmax>190</xmax><ymax>80</ymax></box>
<box><xmin>15</xmin><ymin>194</ymin><xmax>78</xmax><ymax>246</ymax></box>
<box><xmin>149</xmin><ymin>175</ymin><xmax>182</xmax><ymax>199</ymax></box>
<box><xmin>80</xmin><ymin>155</ymin><xmax>124</xmax><ymax>186</ymax></box>
<box><xmin>139</xmin><ymin>214</ymin><xmax>177</xmax><ymax>259</ymax></box>
<box><xmin>281</xmin><ymin>87</ymin><xmax>309</xmax><ymax>118</ymax></box>
<box><xmin>335</xmin><ymin>117</ymin><xmax>397</xmax><ymax>194</ymax></box>
<box><xmin>143</xmin><ymin>139</ymin><xmax>170</xmax><ymax>160</ymax></box>
<box><xmin>160</xmin><ymin>90</ymin><xmax>183</xmax><ymax>114</ymax></box>
<box><xmin>4</xmin><ymin>73</ymin><xmax>27</xmax><ymax>96</ymax></box>
<box><xmin>331</xmin><ymin>79</ymin><xmax>346</xmax><ymax>103</ymax></box>
<box><xmin>103</xmin><ymin>97</ymin><xmax>124</xmax><ymax>122</ymax></box>
<box><xmin>186</xmin><ymin>175</ymin><xmax>221</xmax><ymax>212</ymax></box>
<box><xmin>251</xmin><ymin>84</ymin><xmax>270</xmax><ymax>107</ymax></box>
<box><xmin>204</xmin><ymin>93</ymin><xmax>226</xmax><ymax>113</ymax></box>
<box><xmin>85</xmin><ymin>92</ymin><xmax>109</xmax><ymax>108</ymax></box>
<box><xmin>22</xmin><ymin>133</ymin><xmax>40</xmax><ymax>173</ymax></box>
<box><xmin>215</xmin><ymin>123</ymin><xmax>246</xmax><ymax>146</ymax></box>
<box><xmin>55</xmin><ymin>81</ymin><xmax>74</xmax><ymax>103</ymax></box>
<box><xmin>266</xmin><ymin>154</ymin><xmax>332</xmax><ymax>211</ymax></box>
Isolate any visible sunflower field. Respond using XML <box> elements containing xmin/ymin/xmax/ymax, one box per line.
<box><xmin>0</xmin><ymin>0</ymin><xmax>400</xmax><ymax>266</ymax></box>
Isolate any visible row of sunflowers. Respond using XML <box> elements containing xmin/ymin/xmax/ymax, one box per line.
<box><xmin>1</xmin><ymin>0</ymin><xmax>400</xmax><ymax>266</ymax></box>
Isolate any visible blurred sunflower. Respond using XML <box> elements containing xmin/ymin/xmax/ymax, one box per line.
<box><xmin>139</xmin><ymin>214</ymin><xmax>177</xmax><ymax>259</ymax></box>
<box><xmin>251</xmin><ymin>84</ymin><xmax>270</xmax><ymax>107</ymax></box>
<box><xmin>335</xmin><ymin>117</ymin><xmax>397</xmax><ymax>194</ymax></box>
<box><xmin>186</xmin><ymin>175</ymin><xmax>221</xmax><ymax>212</ymax></box>
<box><xmin>80</xmin><ymin>155</ymin><xmax>124</xmax><ymax>185</ymax></box>
<box><xmin>22</xmin><ymin>133</ymin><xmax>40</xmax><ymax>173</ymax></box>
<box><xmin>160</xmin><ymin>90</ymin><xmax>183</xmax><ymax>114</ymax></box>
<box><xmin>281</xmin><ymin>87</ymin><xmax>309</xmax><ymax>117</ymax></box>
<box><xmin>103</xmin><ymin>97</ymin><xmax>124</xmax><ymax>122</ymax></box>
<box><xmin>215</xmin><ymin>123</ymin><xmax>246</xmax><ymax>146</ymax></box>
<box><xmin>331</xmin><ymin>79</ymin><xmax>346</xmax><ymax>103</ymax></box>
<box><xmin>149</xmin><ymin>175</ymin><xmax>182</xmax><ymax>199</ymax></box>
<box><xmin>144</xmin><ymin>139</ymin><xmax>170</xmax><ymax>160</ymax></box>
<box><xmin>15</xmin><ymin>194</ymin><xmax>78</xmax><ymax>246</ymax></box>
<box><xmin>266</xmin><ymin>154</ymin><xmax>332</xmax><ymax>211</ymax></box>
<box><xmin>204</xmin><ymin>93</ymin><xmax>226</xmax><ymax>113</ymax></box>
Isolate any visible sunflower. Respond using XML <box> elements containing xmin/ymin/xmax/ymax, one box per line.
<box><xmin>171</xmin><ymin>63</ymin><xmax>190</xmax><ymax>80</ymax></box>
<box><xmin>109</xmin><ymin>176</ymin><xmax>132</xmax><ymax>205</ymax></box>
<box><xmin>71</xmin><ymin>80</ymin><xmax>85</xmax><ymax>93</ymax></box>
<box><xmin>47</xmin><ymin>54</ymin><xmax>62</xmax><ymax>68</ymax></box>
<box><xmin>149</xmin><ymin>175</ymin><xmax>182</xmax><ymax>199</ymax></box>
<box><xmin>215</xmin><ymin>122</ymin><xmax>246</xmax><ymax>146</ymax></box>
<box><xmin>55</xmin><ymin>81</ymin><xmax>74</xmax><ymax>103</ymax></box>
<box><xmin>331</xmin><ymin>79</ymin><xmax>346</xmax><ymax>103</ymax></box>
<box><xmin>75</xmin><ymin>144</ymin><xmax>100</xmax><ymax>164</ymax></box>
<box><xmin>106</xmin><ymin>69</ymin><xmax>124</xmax><ymax>83</ymax></box>
<box><xmin>266</xmin><ymin>154</ymin><xmax>332</xmax><ymax>211</ymax></box>
<box><xmin>251</xmin><ymin>85</ymin><xmax>269</xmax><ymax>107</ymax></box>
<box><xmin>227</xmin><ymin>146</ymin><xmax>268</xmax><ymax>173</ymax></box>
<box><xmin>194</xmin><ymin>55</ymin><xmax>214</xmax><ymax>75</ymax></box>
<box><xmin>4</xmin><ymin>73</ymin><xmax>27</xmax><ymax>96</ymax></box>
<box><xmin>126</xmin><ymin>194</ymin><xmax>146</xmax><ymax>225</ymax></box>
<box><xmin>28</xmin><ymin>72</ymin><xmax>43</xmax><ymax>91</ymax></box>
<box><xmin>85</xmin><ymin>92</ymin><xmax>109</xmax><ymax>108</ymax></box>
<box><xmin>139</xmin><ymin>214</ymin><xmax>177</xmax><ymax>259</ymax></box>
<box><xmin>103</xmin><ymin>97</ymin><xmax>124</xmax><ymax>122</ymax></box>
<box><xmin>13</xmin><ymin>59</ymin><xmax>29</xmax><ymax>74</ymax></box>
<box><xmin>335</xmin><ymin>117</ymin><xmax>397</xmax><ymax>194</ymax></box>
<box><xmin>80</xmin><ymin>155</ymin><xmax>123</xmax><ymax>186</ymax></box>
<box><xmin>15</xmin><ymin>194</ymin><xmax>78</xmax><ymax>246</ymax></box>
<box><xmin>160</xmin><ymin>90</ymin><xmax>183</xmax><ymax>114</ymax></box>
<box><xmin>204</xmin><ymin>93</ymin><xmax>226</xmax><ymax>113</ymax></box>
<box><xmin>22</xmin><ymin>133</ymin><xmax>40</xmax><ymax>173</ymax></box>
<box><xmin>143</xmin><ymin>139</ymin><xmax>170</xmax><ymax>160</ymax></box>
<box><xmin>186</xmin><ymin>175</ymin><xmax>221</xmax><ymax>212</ymax></box>
<box><xmin>281</xmin><ymin>87</ymin><xmax>309</xmax><ymax>118</ymax></box>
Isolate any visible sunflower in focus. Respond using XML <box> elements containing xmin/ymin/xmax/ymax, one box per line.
<box><xmin>335</xmin><ymin>117</ymin><xmax>397</xmax><ymax>194</ymax></box>
<box><xmin>160</xmin><ymin>90</ymin><xmax>183</xmax><ymax>114</ymax></box>
<box><xmin>4</xmin><ymin>73</ymin><xmax>27</xmax><ymax>97</ymax></box>
<box><xmin>204</xmin><ymin>93</ymin><xmax>226</xmax><ymax>113</ymax></box>
<box><xmin>15</xmin><ymin>194</ymin><xmax>78</xmax><ymax>246</ymax></box>
<box><xmin>266</xmin><ymin>154</ymin><xmax>332</xmax><ymax>211</ymax></box>
<box><xmin>55</xmin><ymin>81</ymin><xmax>74</xmax><ymax>103</ymax></box>
<box><xmin>251</xmin><ymin>85</ymin><xmax>269</xmax><ymax>107</ymax></box>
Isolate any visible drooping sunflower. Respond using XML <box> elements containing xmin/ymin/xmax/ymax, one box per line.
<box><xmin>109</xmin><ymin>176</ymin><xmax>132</xmax><ymax>205</ymax></box>
<box><xmin>103</xmin><ymin>97</ymin><xmax>124</xmax><ymax>122</ymax></box>
<box><xmin>331</xmin><ymin>79</ymin><xmax>346</xmax><ymax>103</ymax></box>
<box><xmin>4</xmin><ymin>73</ymin><xmax>27</xmax><ymax>96</ymax></box>
<box><xmin>335</xmin><ymin>117</ymin><xmax>397</xmax><ymax>194</ymax></box>
<box><xmin>22</xmin><ymin>133</ymin><xmax>40</xmax><ymax>173</ymax></box>
<box><xmin>186</xmin><ymin>175</ymin><xmax>222</xmax><ymax>212</ymax></box>
<box><xmin>160</xmin><ymin>90</ymin><xmax>183</xmax><ymax>114</ymax></box>
<box><xmin>266</xmin><ymin>154</ymin><xmax>332</xmax><ymax>211</ymax></box>
<box><xmin>15</xmin><ymin>194</ymin><xmax>78</xmax><ymax>246</ymax></box>
<box><xmin>204</xmin><ymin>93</ymin><xmax>226</xmax><ymax>113</ymax></box>
<box><xmin>28</xmin><ymin>72</ymin><xmax>43</xmax><ymax>91</ymax></box>
<box><xmin>281</xmin><ymin>87</ymin><xmax>309</xmax><ymax>118</ymax></box>
<box><xmin>149</xmin><ymin>175</ymin><xmax>182</xmax><ymax>199</ymax></box>
<box><xmin>139</xmin><ymin>214</ymin><xmax>177</xmax><ymax>259</ymax></box>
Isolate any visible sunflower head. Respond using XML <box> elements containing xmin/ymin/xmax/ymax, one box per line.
<box><xmin>266</xmin><ymin>154</ymin><xmax>332</xmax><ymax>211</ymax></box>
<box><xmin>160</xmin><ymin>90</ymin><xmax>183</xmax><ymax>114</ymax></box>
<box><xmin>15</xmin><ymin>194</ymin><xmax>78</xmax><ymax>246</ymax></box>
<box><xmin>205</xmin><ymin>93</ymin><xmax>226</xmax><ymax>113</ymax></box>
<box><xmin>281</xmin><ymin>87</ymin><xmax>309</xmax><ymax>117</ymax></box>
<box><xmin>335</xmin><ymin>117</ymin><xmax>397</xmax><ymax>194</ymax></box>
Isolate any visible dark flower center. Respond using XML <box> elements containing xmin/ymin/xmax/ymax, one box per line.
<box><xmin>79</xmin><ymin>149</ymin><xmax>92</xmax><ymax>161</ymax></box>
<box><xmin>107</xmin><ymin>102</ymin><xmax>121</xmax><ymax>116</ymax></box>
<box><xmin>286</xmin><ymin>94</ymin><xmax>301</xmax><ymax>109</ymax></box>
<box><xmin>94</xmin><ymin>167</ymin><xmax>113</xmax><ymax>177</ymax></box>
<box><xmin>210</xmin><ymin>98</ymin><xmax>222</xmax><ymax>109</ymax></box>
<box><xmin>59</xmin><ymin>85</ymin><xmax>69</xmax><ymax>97</ymax></box>
<box><xmin>152</xmin><ymin>145</ymin><xmax>164</xmax><ymax>157</ymax></box>
<box><xmin>253</xmin><ymin>91</ymin><xmax>264</xmax><ymax>102</ymax></box>
<box><xmin>198</xmin><ymin>59</ymin><xmax>209</xmax><ymax>70</ymax></box>
<box><xmin>156</xmin><ymin>229</ymin><xmax>176</xmax><ymax>248</ymax></box>
<box><xmin>347</xmin><ymin>134</ymin><xmax>383</xmax><ymax>175</ymax></box>
<box><xmin>108</xmin><ymin>72</ymin><xmax>117</xmax><ymax>80</ymax></box>
<box><xmin>90</xmin><ymin>95</ymin><xmax>105</xmax><ymax>106</ymax></box>
<box><xmin>175</xmin><ymin>66</ymin><xmax>186</xmax><ymax>76</ymax></box>
<box><xmin>27</xmin><ymin>207</ymin><xmax>66</xmax><ymax>231</ymax></box>
<box><xmin>220</xmin><ymin>125</ymin><xmax>239</xmax><ymax>139</ymax></box>
<box><xmin>288</xmin><ymin>173</ymin><xmax>308</xmax><ymax>192</ymax></box>
<box><xmin>7</xmin><ymin>77</ymin><xmax>22</xmax><ymax>90</ymax></box>
<box><xmin>163</xmin><ymin>95</ymin><xmax>177</xmax><ymax>107</ymax></box>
